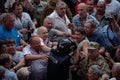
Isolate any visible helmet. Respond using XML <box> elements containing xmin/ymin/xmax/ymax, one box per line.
<box><xmin>57</xmin><ymin>38</ymin><xmax>77</xmax><ymax>55</ymax></box>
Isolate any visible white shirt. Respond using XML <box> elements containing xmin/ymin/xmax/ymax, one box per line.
<box><xmin>105</xmin><ymin>0</ymin><xmax>120</xmax><ymax>15</ymax></box>
<box><xmin>109</xmin><ymin>77</ymin><xmax>116</xmax><ymax>80</ymax></box>
<box><xmin>4</xmin><ymin>0</ymin><xmax>15</xmax><ymax>9</ymax></box>
<box><xmin>48</xmin><ymin>10</ymin><xmax>70</xmax><ymax>33</ymax></box>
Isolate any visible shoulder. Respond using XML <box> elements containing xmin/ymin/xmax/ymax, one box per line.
<box><xmin>22</xmin><ymin>12</ymin><xmax>31</xmax><ymax>18</ymax></box>
<box><xmin>41</xmin><ymin>1</ymin><xmax>47</xmax><ymax>6</ymax></box>
<box><xmin>72</xmin><ymin>15</ymin><xmax>80</xmax><ymax>20</ymax></box>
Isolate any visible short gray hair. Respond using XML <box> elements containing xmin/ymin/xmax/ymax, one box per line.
<box><xmin>55</xmin><ymin>1</ymin><xmax>66</xmax><ymax>10</ymax></box>
<box><xmin>113</xmin><ymin>63</ymin><xmax>120</xmax><ymax>74</ymax></box>
<box><xmin>89</xmin><ymin>65</ymin><xmax>102</xmax><ymax>77</ymax></box>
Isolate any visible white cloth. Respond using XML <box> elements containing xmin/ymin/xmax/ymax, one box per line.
<box><xmin>105</xmin><ymin>0</ymin><xmax>120</xmax><ymax>15</ymax></box>
<box><xmin>4</xmin><ymin>0</ymin><xmax>15</xmax><ymax>9</ymax></box>
<box><xmin>48</xmin><ymin>10</ymin><xmax>70</xmax><ymax>32</ymax></box>
<box><xmin>109</xmin><ymin>77</ymin><xmax>116</xmax><ymax>80</ymax></box>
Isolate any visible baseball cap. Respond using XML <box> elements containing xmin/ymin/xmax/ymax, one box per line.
<box><xmin>88</xmin><ymin>42</ymin><xmax>99</xmax><ymax>50</ymax></box>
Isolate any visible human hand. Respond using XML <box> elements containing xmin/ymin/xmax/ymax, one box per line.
<box><xmin>39</xmin><ymin>54</ymin><xmax>49</xmax><ymax>59</ymax></box>
<box><xmin>19</xmin><ymin>29</ymin><xmax>28</xmax><ymax>34</ymax></box>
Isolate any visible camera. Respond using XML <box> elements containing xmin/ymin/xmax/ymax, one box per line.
<box><xmin>105</xmin><ymin>15</ymin><xmax>113</xmax><ymax>22</ymax></box>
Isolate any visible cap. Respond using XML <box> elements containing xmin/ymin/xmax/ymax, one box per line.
<box><xmin>88</xmin><ymin>42</ymin><xmax>99</xmax><ymax>50</ymax></box>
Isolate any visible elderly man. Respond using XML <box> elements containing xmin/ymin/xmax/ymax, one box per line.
<box><xmin>33</xmin><ymin>17</ymin><xmax>74</xmax><ymax>42</ymax></box>
<box><xmin>87</xmin><ymin>65</ymin><xmax>102</xmax><ymax>80</ymax></box>
<box><xmin>84</xmin><ymin>20</ymin><xmax>107</xmax><ymax>54</ymax></box>
<box><xmin>77</xmin><ymin>42</ymin><xmax>110</xmax><ymax>80</ymax></box>
<box><xmin>110</xmin><ymin>63</ymin><xmax>120</xmax><ymax>80</ymax></box>
<box><xmin>72</xmin><ymin>3</ymin><xmax>99</xmax><ymax>29</ymax></box>
<box><xmin>23</xmin><ymin>36</ymin><xmax>49</xmax><ymax>80</ymax></box>
<box><xmin>43</xmin><ymin>17</ymin><xmax>73</xmax><ymax>42</ymax></box>
<box><xmin>0</xmin><ymin>13</ymin><xmax>27</xmax><ymax>50</ymax></box>
<box><xmin>48</xmin><ymin>1</ymin><xmax>72</xmax><ymax>33</ymax></box>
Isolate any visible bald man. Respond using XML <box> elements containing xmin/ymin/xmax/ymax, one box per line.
<box><xmin>72</xmin><ymin>3</ymin><xmax>99</xmax><ymax>29</ymax></box>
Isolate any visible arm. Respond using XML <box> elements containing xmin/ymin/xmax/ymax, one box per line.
<box><xmin>14</xmin><ymin>58</ymin><xmax>25</xmax><ymax>70</ymax></box>
<box><xmin>41</xmin><ymin>45</ymin><xmax>51</xmax><ymax>52</ymax></box>
<box><xmin>20</xmin><ymin>39</ymin><xmax>28</xmax><ymax>46</ymax></box>
<box><xmin>24</xmin><ymin>54</ymin><xmax>49</xmax><ymax>60</ymax></box>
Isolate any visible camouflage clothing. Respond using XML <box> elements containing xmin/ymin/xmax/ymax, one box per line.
<box><xmin>77</xmin><ymin>55</ymin><xmax>110</xmax><ymax>80</ymax></box>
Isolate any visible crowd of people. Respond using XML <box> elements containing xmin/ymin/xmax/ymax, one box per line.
<box><xmin>0</xmin><ymin>0</ymin><xmax>120</xmax><ymax>80</ymax></box>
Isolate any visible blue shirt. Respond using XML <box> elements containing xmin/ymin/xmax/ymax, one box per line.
<box><xmin>87</xmin><ymin>30</ymin><xmax>106</xmax><ymax>47</ymax></box>
<box><xmin>0</xmin><ymin>25</ymin><xmax>21</xmax><ymax>46</ymax></box>
<box><xmin>5</xmin><ymin>69</ymin><xmax>18</xmax><ymax>80</ymax></box>
<box><xmin>97</xmin><ymin>25</ymin><xmax>120</xmax><ymax>47</ymax></box>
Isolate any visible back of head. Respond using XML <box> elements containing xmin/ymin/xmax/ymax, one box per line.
<box><xmin>16</xmin><ymin>67</ymin><xmax>30</xmax><ymax>80</ymax></box>
<box><xmin>0</xmin><ymin>54</ymin><xmax>11</xmax><ymax>66</ymax></box>
<box><xmin>89</xmin><ymin>65</ymin><xmax>102</xmax><ymax>77</ymax></box>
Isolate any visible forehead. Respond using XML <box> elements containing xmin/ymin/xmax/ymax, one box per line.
<box><xmin>88</xmin><ymin>49</ymin><xmax>96</xmax><ymax>52</ymax></box>
<box><xmin>15</xmin><ymin>5</ymin><xmax>22</xmax><ymax>9</ymax></box>
<box><xmin>84</xmin><ymin>22</ymin><xmax>91</xmax><ymax>27</ymax></box>
<box><xmin>57</xmin><ymin>4</ymin><xmax>66</xmax><ymax>9</ymax></box>
<box><xmin>39</xmin><ymin>27</ymin><xmax>48</xmax><ymax>33</ymax></box>
<box><xmin>78</xmin><ymin>4</ymin><xmax>87</xmax><ymax>9</ymax></box>
<box><xmin>97</xmin><ymin>2</ymin><xmax>105</xmax><ymax>6</ymax></box>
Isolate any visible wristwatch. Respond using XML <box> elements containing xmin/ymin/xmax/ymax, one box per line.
<box><xmin>13</xmin><ymin>67</ymin><xmax>16</xmax><ymax>70</ymax></box>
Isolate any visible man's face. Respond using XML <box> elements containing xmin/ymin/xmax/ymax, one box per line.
<box><xmin>96</xmin><ymin>2</ymin><xmax>105</xmax><ymax>15</ymax></box>
<box><xmin>38</xmin><ymin>28</ymin><xmax>48</xmax><ymax>40</ymax></box>
<box><xmin>88</xmin><ymin>49</ymin><xmax>98</xmax><ymax>59</ymax></box>
<box><xmin>87</xmin><ymin>68</ymin><xmax>98</xmax><ymax>80</ymax></box>
<box><xmin>30</xmin><ymin>38</ymin><xmax>42</xmax><ymax>51</ymax></box>
<box><xmin>78</xmin><ymin>5</ymin><xmax>87</xmax><ymax>17</ymax></box>
<box><xmin>13</xmin><ymin>5</ymin><xmax>23</xmax><ymax>17</ymax></box>
<box><xmin>4</xmin><ymin>17</ymin><xmax>15</xmax><ymax>30</ymax></box>
<box><xmin>74</xmin><ymin>31</ymin><xmax>84</xmax><ymax>43</ymax></box>
<box><xmin>44</xmin><ymin>20</ymin><xmax>53</xmax><ymax>31</ymax></box>
<box><xmin>87</xmin><ymin>1</ymin><xmax>94</xmax><ymax>11</ymax></box>
<box><xmin>84</xmin><ymin>22</ymin><xmax>93</xmax><ymax>35</ymax></box>
<box><xmin>56</xmin><ymin>4</ymin><xmax>66</xmax><ymax>17</ymax></box>
<box><xmin>6</xmin><ymin>43</ymin><xmax>16</xmax><ymax>55</ymax></box>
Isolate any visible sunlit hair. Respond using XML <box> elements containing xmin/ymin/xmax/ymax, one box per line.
<box><xmin>55</xmin><ymin>1</ymin><xmax>66</xmax><ymax>10</ymax></box>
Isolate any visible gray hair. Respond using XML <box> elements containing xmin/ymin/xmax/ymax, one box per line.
<box><xmin>43</xmin><ymin>17</ymin><xmax>53</xmax><ymax>24</ymax></box>
<box><xmin>113</xmin><ymin>63</ymin><xmax>120</xmax><ymax>74</ymax></box>
<box><xmin>55</xmin><ymin>1</ymin><xmax>66</xmax><ymax>10</ymax></box>
<box><xmin>86</xmin><ymin>19</ymin><xmax>97</xmax><ymax>28</ymax></box>
<box><xmin>89</xmin><ymin>65</ymin><xmax>102</xmax><ymax>77</ymax></box>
